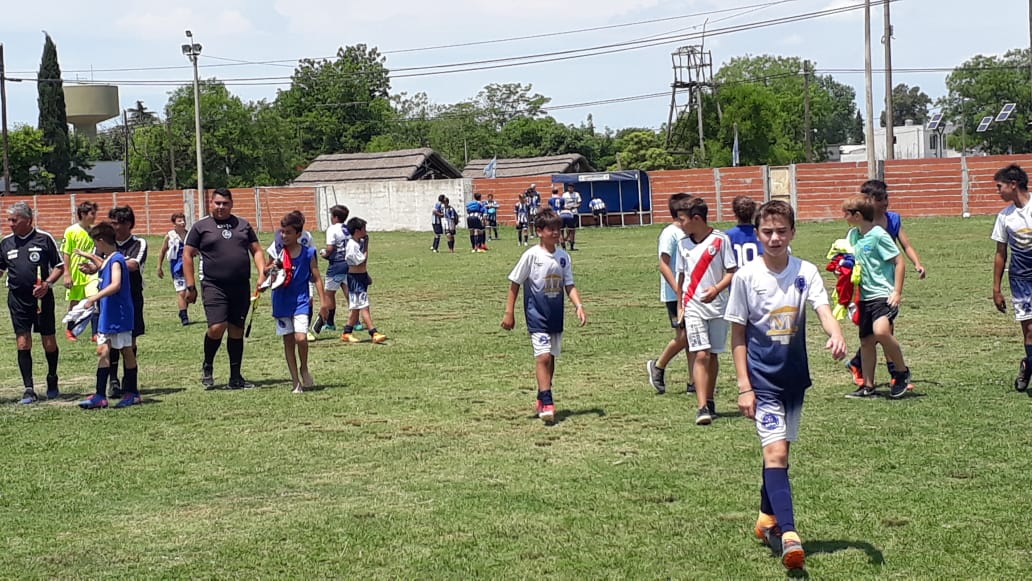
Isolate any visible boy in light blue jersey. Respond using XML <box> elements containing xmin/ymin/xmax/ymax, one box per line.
<box><xmin>841</xmin><ymin>194</ymin><xmax>910</xmax><ymax>399</ymax></box>
<box><xmin>501</xmin><ymin>209</ymin><xmax>587</xmax><ymax>424</ymax></box>
<box><xmin>271</xmin><ymin>212</ymin><xmax>322</xmax><ymax>393</ymax></box>
<box><xmin>726</xmin><ymin>200</ymin><xmax>846</xmax><ymax>572</ymax></box>
<box><xmin>76</xmin><ymin>222</ymin><xmax>140</xmax><ymax>409</ymax></box>
<box><xmin>725</xmin><ymin>195</ymin><xmax>763</xmax><ymax>267</ymax></box>
<box><xmin>991</xmin><ymin>164</ymin><xmax>1032</xmax><ymax>393</ymax></box>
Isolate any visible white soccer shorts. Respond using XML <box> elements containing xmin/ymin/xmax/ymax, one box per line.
<box><xmin>755</xmin><ymin>396</ymin><xmax>803</xmax><ymax>448</ymax></box>
<box><xmin>684</xmin><ymin>316</ymin><xmax>728</xmax><ymax>353</ymax></box>
<box><xmin>275</xmin><ymin>314</ymin><xmax>311</xmax><ymax>336</ymax></box>
<box><xmin>530</xmin><ymin>332</ymin><xmax>563</xmax><ymax>357</ymax></box>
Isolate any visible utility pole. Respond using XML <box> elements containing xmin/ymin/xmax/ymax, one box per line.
<box><xmin>122</xmin><ymin>110</ymin><xmax>129</xmax><ymax>192</ymax></box>
<box><xmin>181</xmin><ymin>31</ymin><xmax>204</xmax><ymax>195</ymax></box>
<box><xmin>803</xmin><ymin>60</ymin><xmax>813</xmax><ymax>163</ymax></box>
<box><xmin>883</xmin><ymin>0</ymin><xmax>895</xmax><ymax>160</ymax></box>
<box><xmin>864</xmin><ymin>0</ymin><xmax>877</xmax><ymax>178</ymax></box>
<box><xmin>0</xmin><ymin>44</ymin><xmax>10</xmax><ymax>194</ymax></box>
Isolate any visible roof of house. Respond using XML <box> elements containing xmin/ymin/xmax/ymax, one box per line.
<box><xmin>292</xmin><ymin>148</ymin><xmax>463</xmax><ymax>184</ymax></box>
<box><xmin>68</xmin><ymin>160</ymin><xmax>125</xmax><ymax>191</ymax></box>
<box><xmin>462</xmin><ymin>154</ymin><xmax>594</xmax><ymax>178</ymax></box>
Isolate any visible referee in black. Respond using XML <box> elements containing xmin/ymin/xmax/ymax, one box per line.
<box><xmin>0</xmin><ymin>202</ymin><xmax>65</xmax><ymax>403</ymax></box>
<box><xmin>182</xmin><ymin>188</ymin><xmax>266</xmax><ymax>389</ymax></box>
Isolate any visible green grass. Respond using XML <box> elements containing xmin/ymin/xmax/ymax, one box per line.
<box><xmin>1</xmin><ymin>216</ymin><xmax>1030</xmax><ymax>578</ymax></box>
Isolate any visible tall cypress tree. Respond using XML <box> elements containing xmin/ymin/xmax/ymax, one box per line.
<box><xmin>37</xmin><ymin>33</ymin><xmax>70</xmax><ymax>193</ymax></box>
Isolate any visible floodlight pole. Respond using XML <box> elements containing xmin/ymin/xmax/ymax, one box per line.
<box><xmin>883</xmin><ymin>0</ymin><xmax>895</xmax><ymax>160</ymax></box>
<box><xmin>864</xmin><ymin>0</ymin><xmax>876</xmax><ymax>178</ymax></box>
<box><xmin>183</xmin><ymin>31</ymin><xmax>204</xmax><ymax>196</ymax></box>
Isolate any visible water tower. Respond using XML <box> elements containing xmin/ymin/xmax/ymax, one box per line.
<box><xmin>63</xmin><ymin>85</ymin><xmax>119</xmax><ymax>140</ymax></box>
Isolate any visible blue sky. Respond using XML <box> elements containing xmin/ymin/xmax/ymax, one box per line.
<box><xmin>0</xmin><ymin>0</ymin><xmax>1022</xmax><ymax>133</ymax></box>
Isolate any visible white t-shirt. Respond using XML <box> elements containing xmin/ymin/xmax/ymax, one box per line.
<box><xmin>562</xmin><ymin>191</ymin><xmax>581</xmax><ymax>214</ymax></box>
<box><xmin>678</xmin><ymin>229</ymin><xmax>737</xmax><ymax>320</ymax></box>
<box><xmin>508</xmin><ymin>244</ymin><xmax>575</xmax><ymax>334</ymax></box>
<box><xmin>325</xmin><ymin>223</ymin><xmax>349</xmax><ymax>264</ymax></box>
<box><xmin>345</xmin><ymin>238</ymin><xmax>367</xmax><ymax>267</ymax></box>
<box><xmin>658</xmin><ymin>223</ymin><xmax>685</xmax><ymax>302</ymax></box>
<box><xmin>724</xmin><ymin>257</ymin><xmax>829</xmax><ymax>396</ymax></box>
<box><xmin>992</xmin><ymin>202</ymin><xmax>1032</xmax><ymax>279</ymax></box>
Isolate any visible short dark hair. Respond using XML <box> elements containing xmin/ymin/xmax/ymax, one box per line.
<box><xmin>754</xmin><ymin>200</ymin><xmax>795</xmax><ymax>230</ymax></box>
<box><xmin>474</xmin><ymin>192</ymin><xmax>482</xmax><ymax>201</ymax></box>
<box><xmin>281</xmin><ymin>212</ymin><xmax>304</xmax><ymax>232</ymax></box>
<box><xmin>212</xmin><ymin>187</ymin><xmax>233</xmax><ymax>201</ymax></box>
<box><xmin>438</xmin><ymin>194</ymin><xmax>446</xmax><ymax>203</ymax></box>
<box><xmin>171</xmin><ymin>212</ymin><xmax>186</xmax><ymax>223</ymax></box>
<box><xmin>76</xmin><ymin>201</ymin><xmax>98</xmax><ymax>220</ymax></box>
<box><xmin>108</xmin><ymin>206</ymin><xmax>136</xmax><ymax>228</ymax></box>
<box><xmin>534</xmin><ymin>208</ymin><xmax>563</xmax><ymax>232</ymax></box>
<box><xmin>89</xmin><ymin>221</ymin><xmax>117</xmax><ymax>245</ymax></box>
<box><xmin>842</xmin><ymin>194</ymin><xmax>874</xmax><ymax>222</ymax></box>
<box><xmin>860</xmin><ymin>179</ymin><xmax>888</xmax><ymax>200</ymax></box>
<box><xmin>346</xmin><ymin>217</ymin><xmax>367</xmax><ymax>233</ymax></box>
<box><xmin>731</xmin><ymin>196</ymin><xmax>758</xmax><ymax>224</ymax></box>
<box><xmin>668</xmin><ymin>193</ymin><xmax>692</xmax><ymax>219</ymax></box>
<box><xmin>677</xmin><ymin>197</ymin><xmax>708</xmax><ymax>221</ymax></box>
<box><xmin>330</xmin><ymin>205</ymin><xmax>349</xmax><ymax>223</ymax></box>
<box><xmin>995</xmin><ymin>164</ymin><xmax>1029</xmax><ymax>190</ymax></box>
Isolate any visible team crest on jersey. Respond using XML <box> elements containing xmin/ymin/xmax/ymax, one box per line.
<box><xmin>795</xmin><ymin>276</ymin><xmax>807</xmax><ymax>292</ymax></box>
<box><xmin>760</xmin><ymin>412</ymin><xmax>780</xmax><ymax>431</ymax></box>
<box><xmin>29</xmin><ymin>251</ymin><xmax>40</xmax><ymax>263</ymax></box>
<box><xmin>560</xmin><ymin>257</ymin><xmax>567</xmax><ymax>268</ymax></box>
<box><xmin>707</xmin><ymin>245</ymin><xmax>717</xmax><ymax>256</ymax></box>
<box><xmin>221</xmin><ymin>229</ymin><xmax>232</xmax><ymax>239</ymax></box>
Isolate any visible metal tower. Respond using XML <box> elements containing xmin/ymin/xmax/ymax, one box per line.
<box><xmin>665</xmin><ymin>46</ymin><xmax>717</xmax><ymax>160</ymax></box>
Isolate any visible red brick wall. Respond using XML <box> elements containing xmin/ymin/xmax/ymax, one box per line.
<box><xmin>965</xmin><ymin>155</ymin><xmax>1032</xmax><ymax>215</ymax></box>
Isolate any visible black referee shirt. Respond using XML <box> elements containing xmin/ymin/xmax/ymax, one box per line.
<box><xmin>117</xmin><ymin>235</ymin><xmax>148</xmax><ymax>304</ymax></box>
<box><xmin>0</xmin><ymin>229</ymin><xmax>63</xmax><ymax>292</ymax></box>
<box><xmin>185</xmin><ymin>215</ymin><xmax>259</xmax><ymax>286</ymax></box>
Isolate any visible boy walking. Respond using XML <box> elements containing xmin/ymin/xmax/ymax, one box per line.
<box><xmin>156</xmin><ymin>213</ymin><xmax>192</xmax><ymax>325</ymax></box>
<box><xmin>61</xmin><ymin>201</ymin><xmax>99</xmax><ymax>341</ymax></box>
<box><xmin>340</xmin><ymin>217</ymin><xmax>387</xmax><ymax>344</ymax></box>
<box><xmin>76</xmin><ymin>222</ymin><xmax>141</xmax><ymax>409</ymax></box>
<box><xmin>271</xmin><ymin>213</ymin><xmax>322</xmax><ymax>393</ymax></box>
<box><xmin>646</xmin><ymin>193</ymin><xmax>694</xmax><ymax>395</ymax></box>
<box><xmin>515</xmin><ymin>194</ymin><xmax>530</xmax><ymax>246</ymax></box>
<box><xmin>991</xmin><ymin>164</ymin><xmax>1032</xmax><ymax>393</ymax></box>
<box><xmin>841</xmin><ymin>195</ymin><xmax>911</xmax><ymax>398</ymax></box>
<box><xmin>501</xmin><ymin>209</ymin><xmax>587</xmax><ymax>423</ymax></box>
<box><xmin>725</xmin><ymin>195</ymin><xmax>763</xmax><ymax>267</ymax></box>
<box><xmin>725</xmin><ymin>200</ymin><xmax>847</xmax><ymax>571</ymax></box>
<box><xmin>316</xmin><ymin>204</ymin><xmax>349</xmax><ymax>333</ymax></box>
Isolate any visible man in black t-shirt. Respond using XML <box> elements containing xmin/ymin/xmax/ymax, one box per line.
<box><xmin>183</xmin><ymin>188</ymin><xmax>266</xmax><ymax>389</ymax></box>
<box><xmin>0</xmin><ymin>202</ymin><xmax>65</xmax><ymax>403</ymax></box>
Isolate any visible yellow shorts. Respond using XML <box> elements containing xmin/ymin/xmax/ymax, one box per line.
<box><xmin>66</xmin><ymin>284</ymin><xmax>88</xmax><ymax>302</ymax></box>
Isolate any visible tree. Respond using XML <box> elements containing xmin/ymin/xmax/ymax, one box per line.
<box><xmin>610</xmin><ymin>130</ymin><xmax>676</xmax><ymax>171</ymax></box>
<box><xmin>36</xmin><ymin>33</ymin><xmax>71</xmax><ymax>193</ymax></box>
<box><xmin>942</xmin><ymin>49</ymin><xmax>1031</xmax><ymax>155</ymax></box>
<box><xmin>880</xmin><ymin>83</ymin><xmax>932</xmax><ymax>127</ymax></box>
<box><xmin>7</xmin><ymin>125</ymin><xmax>54</xmax><ymax>193</ymax></box>
<box><xmin>474</xmin><ymin>83</ymin><xmax>550</xmax><ymax>132</ymax></box>
<box><xmin>275</xmin><ymin>44</ymin><xmax>392</xmax><ymax>159</ymax></box>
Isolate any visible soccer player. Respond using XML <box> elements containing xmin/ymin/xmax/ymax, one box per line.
<box><xmin>430</xmin><ymin>195</ymin><xmax>446</xmax><ymax>253</ymax></box>
<box><xmin>60</xmin><ymin>201</ymin><xmax>99</xmax><ymax>341</ymax></box>
<box><xmin>183</xmin><ymin>188</ymin><xmax>267</xmax><ymax>390</ymax></box>
<box><xmin>841</xmin><ymin>194</ymin><xmax>911</xmax><ymax>399</ymax></box>
<box><xmin>725</xmin><ymin>200</ymin><xmax>847</xmax><ymax>572</ymax></box>
<box><xmin>501</xmin><ymin>209</ymin><xmax>587</xmax><ymax>424</ymax></box>
<box><xmin>106</xmin><ymin>206</ymin><xmax>147</xmax><ymax>399</ymax></box>
<box><xmin>562</xmin><ymin>184</ymin><xmax>582</xmax><ymax>250</ymax></box>
<box><xmin>0</xmin><ymin>202</ymin><xmax>64</xmax><ymax>403</ymax></box>
<box><xmin>514</xmin><ymin>194</ymin><xmax>530</xmax><ymax>247</ymax></box>
<box><xmin>844</xmin><ymin>180</ymin><xmax>925</xmax><ymax>389</ymax></box>
<box><xmin>991</xmin><ymin>164</ymin><xmax>1032</xmax><ymax>393</ymax></box>
<box><xmin>76</xmin><ymin>222</ymin><xmax>141</xmax><ymax>409</ymax></box>
<box><xmin>646</xmin><ymin>193</ymin><xmax>695</xmax><ymax>396</ymax></box>
<box><xmin>443</xmin><ymin>197</ymin><xmax>459</xmax><ymax>253</ymax></box>
<box><xmin>339</xmin><ymin>217</ymin><xmax>387</xmax><ymax>344</ymax></box>
<box><xmin>485</xmin><ymin>193</ymin><xmax>501</xmax><ymax>240</ymax></box>
<box><xmin>156</xmin><ymin>212</ymin><xmax>192</xmax><ymax>326</ymax></box>
<box><xmin>677</xmin><ymin>196</ymin><xmax>738</xmax><ymax>425</ymax></box>
<box><xmin>725</xmin><ymin>195</ymin><xmax>763</xmax><ymax>268</ymax></box>
<box><xmin>525</xmin><ymin>184</ymin><xmax>541</xmax><ymax>239</ymax></box>
<box><xmin>589</xmin><ymin>193</ymin><xmax>607</xmax><ymax>227</ymax></box>
<box><xmin>270</xmin><ymin>212</ymin><xmax>322</xmax><ymax>393</ymax></box>
<box><xmin>316</xmin><ymin>204</ymin><xmax>349</xmax><ymax>334</ymax></box>
<box><xmin>466</xmin><ymin>193</ymin><xmax>488</xmax><ymax>252</ymax></box>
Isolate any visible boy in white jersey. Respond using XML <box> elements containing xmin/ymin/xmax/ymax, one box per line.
<box><xmin>316</xmin><ymin>204</ymin><xmax>349</xmax><ymax>334</ymax></box>
<box><xmin>501</xmin><ymin>209</ymin><xmax>587</xmax><ymax>424</ymax></box>
<box><xmin>676</xmin><ymin>197</ymin><xmax>737</xmax><ymax>425</ymax></box>
<box><xmin>646</xmin><ymin>193</ymin><xmax>695</xmax><ymax>395</ymax></box>
<box><xmin>725</xmin><ymin>200</ymin><xmax>847</xmax><ymax>572</ymax></box>
<box><xmin>156</xmin><ymin>212</ymin><xmax>192</xmax><ymax>325</ymax></box>
<box><xmin>991</xmin><ymin>164</ymin><xmax>1032</xmax><ymax>393</ymax></box>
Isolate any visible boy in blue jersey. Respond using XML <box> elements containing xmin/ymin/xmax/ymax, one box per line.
<box><xmin>271</xmin><ymin>212</ymin><xmax>322</xmax><ymax>393</ymax></box>
<box><xmin>841</xmin><ymin>194</ymin><xmax>911</xmax><ymax>399</ymax></box>
<box><xmin>466</xmin><ymin>193</ymin><xmax>488</xmax><ymax>252</ymax></box>
<box><xmin>76</xmin><ymin>222</ymin><xmax>141</xmax><ymax>409</ymax></box>
<box><xmin>157</xmin><ymin>213</ymin><xmax>191</xmax><ymax>325</ymax></box>
<box><xmin>486</xmin><ymin>193</ymin><xmax>500</xmax><ymax>240</ymax></box>
<box><xmin>725</xmin><ymin>196</ymin><xmax>763</xmax><ymax>267</ymax></box>
<box><xmin>726</xmin><ymin>200</ymin><xmax>846</xmax><ymax>572</ymax></box>
<box><xmin>514</xmin><ymin>194</ymin><xmax>530</xmax><ymax>246</ymax></box>
<box><xmin>991</xmin><ymin>164</ymin><xmax>1032</xmax><ymax>393</ymax></box>
<box><xmin>431</xmin><ymin>195</ymin><xmax>445</xmax><ymax>253</ymax></box>
<box><xmin>501</xmin><ymin>209</ymin><xmax>587</xmax><ymax>424</ymax></box>
<box><xmin>844</xmin><ymin>180</ymin><xmax>925</xmax><ymax>388</ymax></box>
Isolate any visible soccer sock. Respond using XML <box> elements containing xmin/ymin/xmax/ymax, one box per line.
<box><xmin>850</xmin><ymin>349</ymin><xmax>861</xmax><ymax>369</ymax></box>
<box><xmin>45</xmin><ymin>348</ymin><xmax>59</xmax><ymax>377</ymax></box>
<box><xmin>109</xmin><ymin>349</ymin><xmax>120</xmax><ymax>382</ymax></box>
<box><xmin>227</xmin><ymin>337</ymin><xmax>244</xmax><ymax>380</ymax></box>
<box><xmin>203</xmin><ymin>334</ymin><xmax>222</xmax><ymax>367</ymax></box>
<box><xmin>469</xmin><ymin>234</ymin><xmax>476</xmax><ymax>249</ymax></box>
<box><xmin>123</xmin><ymin>365</ymin><xmax>139</xmax><ymax>395</ymax></box>
<box><xmin>67</xmin><ymin>320</ymin><xmax>75</xmax><ymax>332</ymax></box>
<box><xmin>1024</xmin><ymin>344</ymin><xmax>1032</xmax><ymax>375</ymax></box>
<box><xmin>759</xmin><ymin>481</ymin><xmax>774</xmax><ymax>518</ymax></box>
<box><xmin>447</xmin><ymin>239</ymin><xmax>455</xmax><ymax>251</ymax></box>
<box><xmin>95</xmin><ymin>367</ymin><xmax>110</xmax><ymax>397</ymax></box>
<box><xmin>179</xmin><ymin>309</ymin><xmax>188</xmax><ymax>322</ymax></box>
<box><xmin>343</xmin><ymin>325</ymin><xmax>354</xmax><ymax>334</ymax></box>
<box><xmin>17</xmin><ymin>350</ymin><xmax>33</xmax><ymax>388</ymax></box>
<box><xmin>432</xmin><ymin>235</ymin><xmax>440</xmax><ymax>250</ymax></box>
<box><xmin>763</xmin><ymin>467</ymin><xmax>796</xmax><ymax>534</ymax></box>
<box><xmin>537</xmin><ymin>389</ymin><xmax>554</xmax><ymax>406</ymax></box>
<box><xmin>90</xmin><ymin>313</ymin><xmax>98</xmax><ymax>336</ymax></box>
<box><xmin>328</xmin><ymin>309</ymin><xmax>336</xmax><ymax>326</ymax></box>
<box><xmin>887</xmin><ymin>361</ymin><xmax>897</xmax><ymax>374</ymax></box>
<box><xmin>368</xmin><ymin>327</ymin><xmax>378</xmax><ymax>336</ymax></box>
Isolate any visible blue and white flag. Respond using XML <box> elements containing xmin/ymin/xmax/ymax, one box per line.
<box><xmin>732</xmin><ymin>124</ymin><xmax>740</xmax><ymax>167</ymax></box>
<box><xmin>484</xmin><ymin>156</ymin><xmax>498</xmax><ymax>179</ymax></box>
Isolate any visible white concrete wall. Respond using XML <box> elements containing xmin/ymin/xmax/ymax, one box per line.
<box><xmin>316</xmin><ymin>179</ymin><xmax>472</xmax><ymax>232</ymax></box>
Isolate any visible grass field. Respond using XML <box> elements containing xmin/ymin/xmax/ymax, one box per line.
<box><xmin>1</xmin><ymin>215</ymin><xmax>1029</xmax><ymax>578</ymax></box>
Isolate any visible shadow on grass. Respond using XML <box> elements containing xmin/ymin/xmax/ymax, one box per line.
<box><xmin>804</xmin><ymin>539</ymin><xmax>885</xmax><ymax>566</ymax></box>
<box><xmin>555</xmin><ymin>407</ymin><xmax>606</xmax><ymax>423</ymax></box>
<box><xmin>140</xmin><ymin>388</ymin><xmax>187</xmax><ymax>397</ymax></box>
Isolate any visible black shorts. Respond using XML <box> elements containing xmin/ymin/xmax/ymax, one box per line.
<box><xmin>858</xmin><ymin>298</ymin><xmax>898</xmax><ymax>339</ymax></box>
<box><xmin>562</xmin><ymin>214</ymin><xmax>578</xmax><ymax>229</ymax></box>
<box><xmin>432</xmin><ymin>223</ymin><xmax>444</xmax><ymax>235</ymax></box>
<box><xmin>665</xmin><ymin>300</ymin><xmax>681</xmax><ymax>329</ymax></box>
<box><xmin>202</xmin><ymin>282</ymin><xmax>250</xmax><ymax>328</ymax></box>
<box><xmin>516</xmin><ymin>221</ymin><xmax>528</xmax><ymax>231</ymax></box>
<box><xmin>8</xmin><ymin>290</ymin><xmax>56</xmax><ymax>336</ymax></box>
<box><xmin>132</xmin><ymin>296</ymin><xmax>145</xmax><ymax>338</ymax></box>
<box><xmin>467</xmin><ymin>216</ymin><xmax>484</xmax><ymax>230</ymax></box>
<box><xmin>487</xmin><ymin>215</ymin><xmax>498</xmax><ymax>226</ymax></box>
